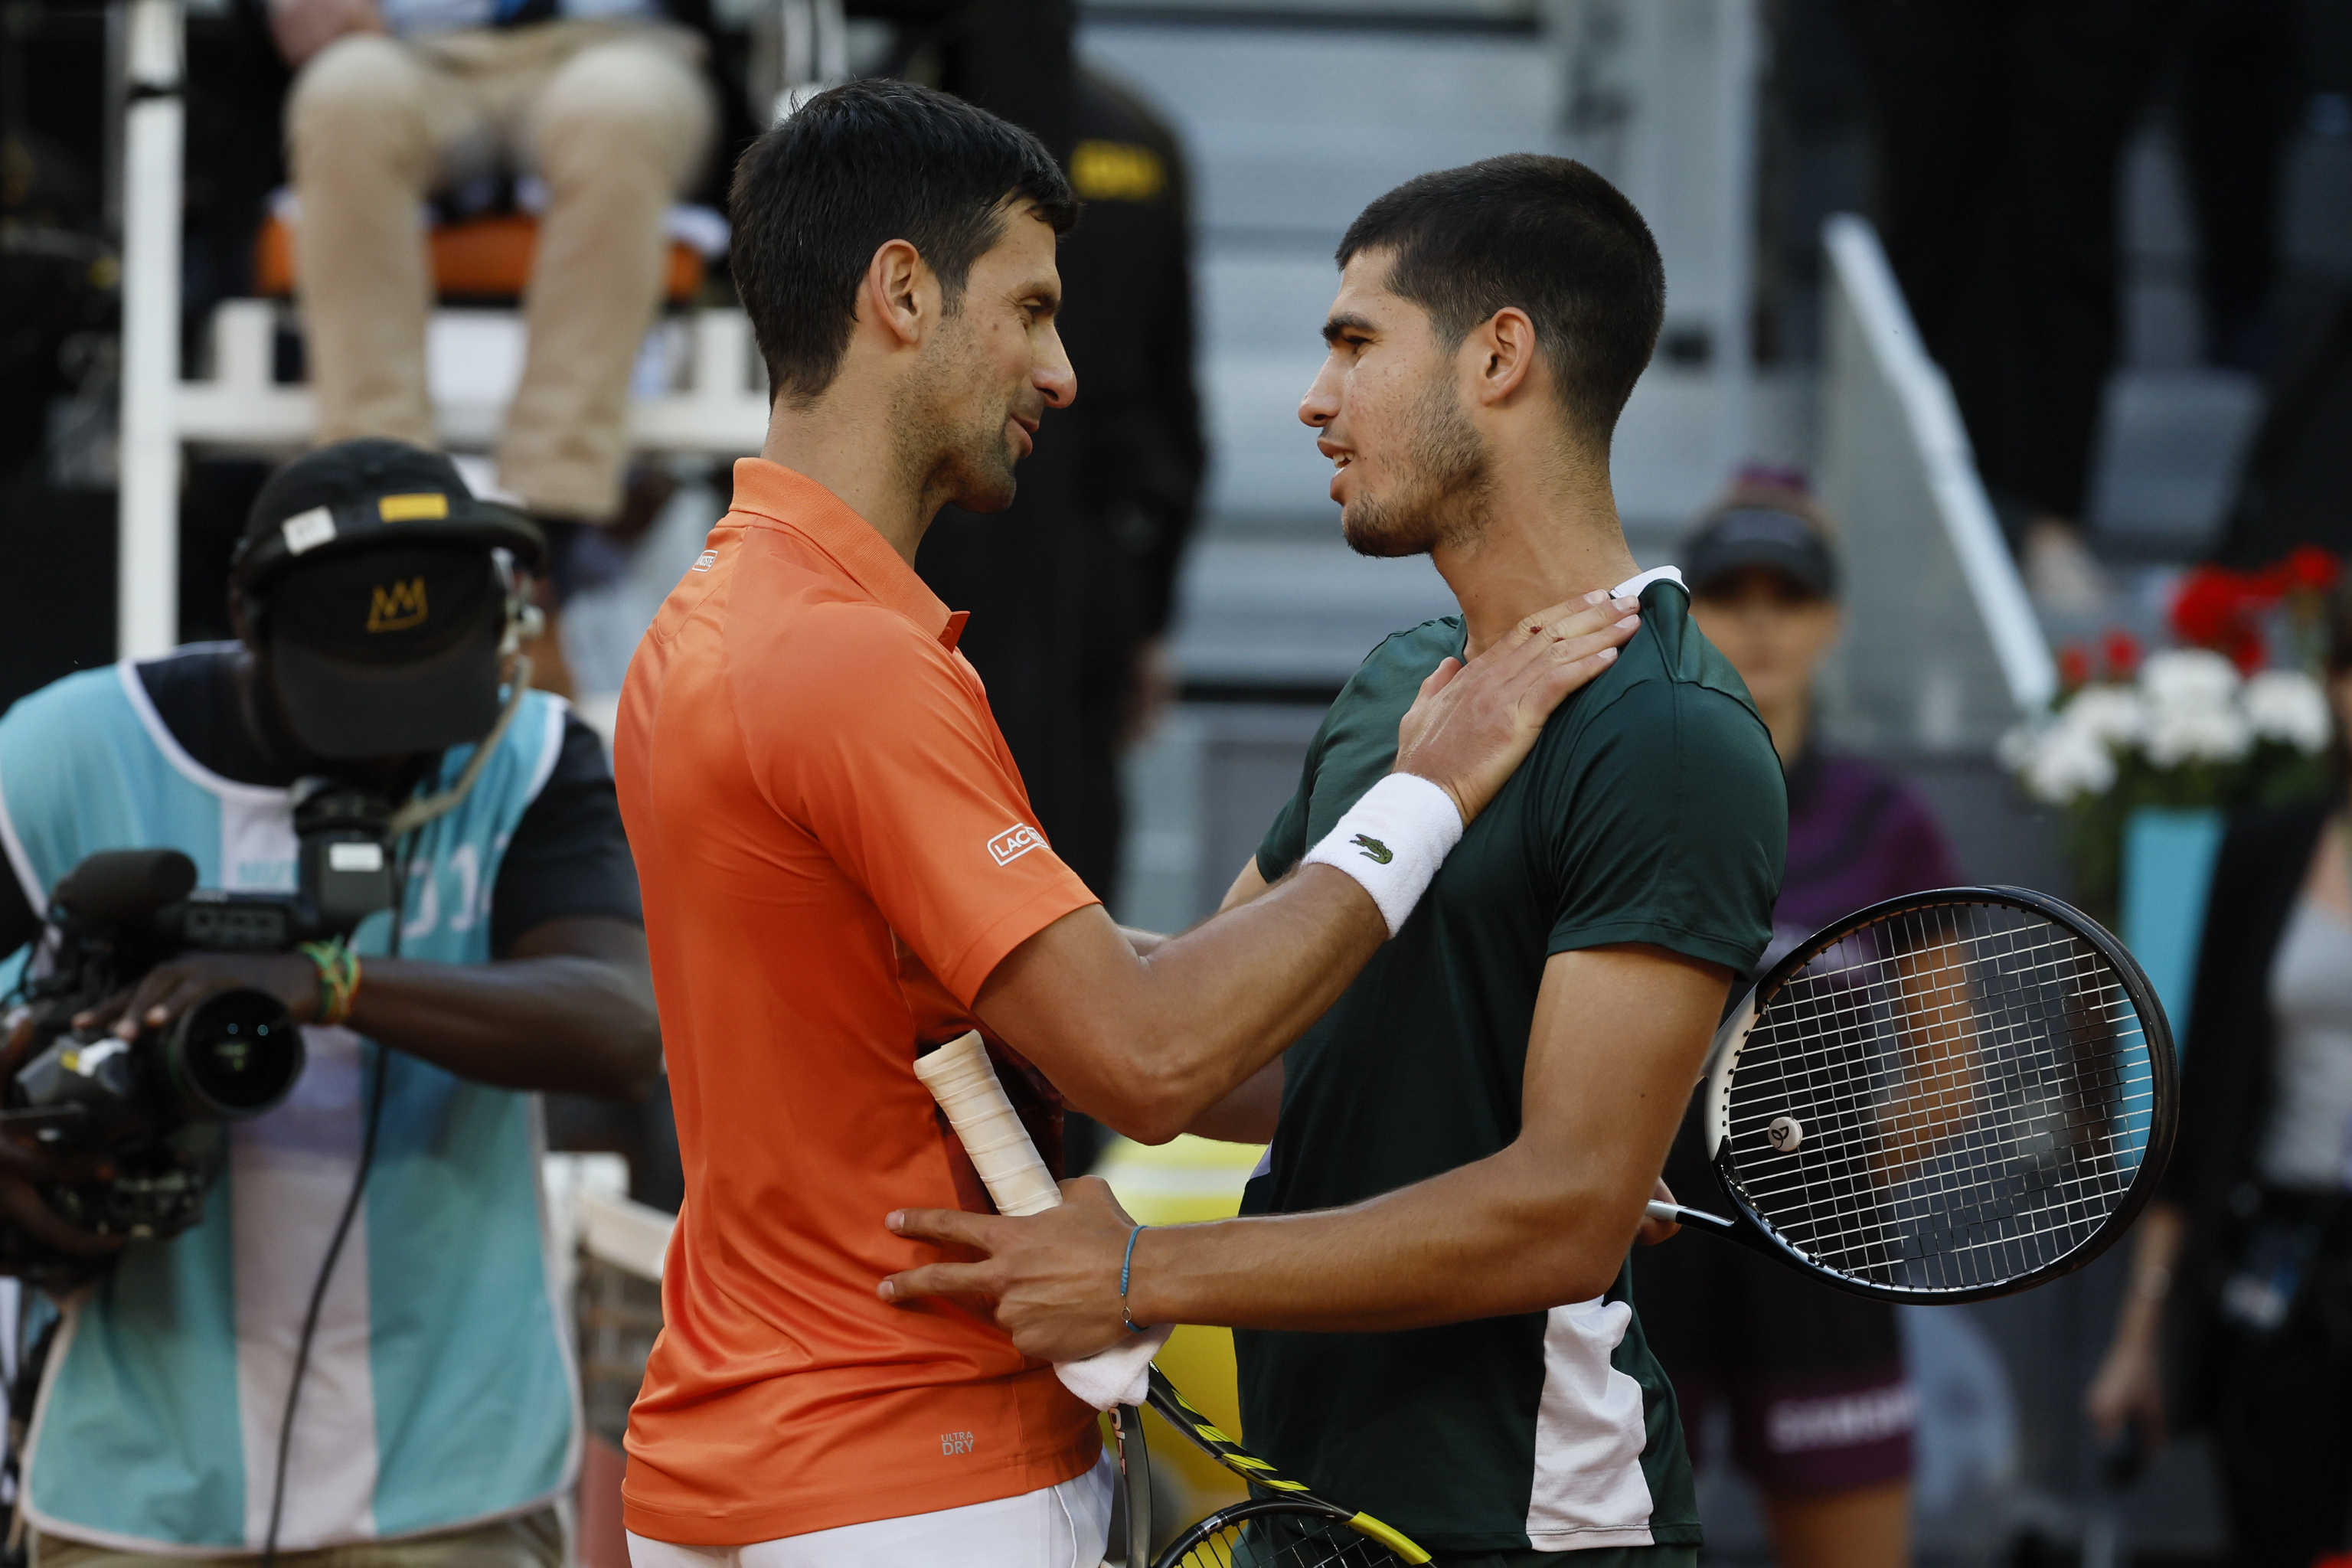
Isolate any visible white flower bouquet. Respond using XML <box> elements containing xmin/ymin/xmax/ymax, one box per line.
<box><xmin>2001</xmin><ymin>649</ymin><xmax>2332</xmax><ymax>918</ymax></box>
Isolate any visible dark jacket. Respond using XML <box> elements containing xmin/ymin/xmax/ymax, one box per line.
<box><xmin>2162</xmin><ymin>795</ymin><xmax>2331</xmax><ymax>1422</ymax></box>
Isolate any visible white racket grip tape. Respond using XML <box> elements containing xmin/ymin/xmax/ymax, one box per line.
<box><xmin>1300</xmin><ymin>773</ymin><xmax>1465</xmax><ymax>936</ymax></box>
<box><xmin>910</xmin><ymin>1031</ymin><xmax>1171</xmax><ymax>1409</ymax></box>
<box><xmin>913</xmin><ymin>1031</ymin><xmax>1061</xmax><ymax>1217</ymax></box>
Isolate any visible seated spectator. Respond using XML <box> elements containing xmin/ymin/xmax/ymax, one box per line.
<box><xmin>271</xmin><ymin>0</ymin><xmax>714</xmax><ymax>530</ymax></box>
<box><xmin>1634</xmin><ymin>471</ymin><xmax>1960</xmax><ymax>1568</ymax></box>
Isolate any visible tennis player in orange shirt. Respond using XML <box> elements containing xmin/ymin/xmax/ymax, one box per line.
<box><xmin>613</xmin><ymin>80</ymin><xmax>1638</xmax><ymax>1568</ymax></box>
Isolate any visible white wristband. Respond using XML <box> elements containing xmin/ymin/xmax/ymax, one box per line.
<box><xmin>1301</xmin><ymin>773</ymin><xmax>1465</xmax><ymax>936</ymax></box>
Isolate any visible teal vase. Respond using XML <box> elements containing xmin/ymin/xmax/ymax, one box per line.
<box><xmin>2118</xmin><ymin>805</ymin><xmax>2227</xmax><ymax>1060</ymax></box>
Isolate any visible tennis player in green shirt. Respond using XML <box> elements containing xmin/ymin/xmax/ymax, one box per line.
<box><xmin>885</xmin><ymin>155</ymin><xmax>1787</xmax><ymax>1566</ymax></box>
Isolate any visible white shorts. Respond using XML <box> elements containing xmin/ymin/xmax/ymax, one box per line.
<box><xmin>624</xmin><ymin>1450</ymin><xmax>1116</xmax><ymax>1568</ymax></box>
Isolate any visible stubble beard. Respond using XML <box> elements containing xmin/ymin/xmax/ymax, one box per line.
<box><xmin>896</xmin><ymin>317</ymin><xmax>1021</xmax><ymax>517</ymax></box>
<box><xmin>1340</xmin><ymin>372</ymin><xmax>1495</xmax><ymax>559</ymax></box>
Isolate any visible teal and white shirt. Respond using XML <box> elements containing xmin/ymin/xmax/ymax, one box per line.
<box><xmin>0</xmin><ymin>658</ymin><xmax>580</xmax><ymax>1553</ymax></box>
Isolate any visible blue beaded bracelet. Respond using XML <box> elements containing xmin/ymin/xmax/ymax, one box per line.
<box><xmin>1119</xmin><ymin>1223</ymin><xmax>1150</xmax><ymax>1333</ymax></box>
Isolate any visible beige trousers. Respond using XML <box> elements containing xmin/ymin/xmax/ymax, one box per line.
<box><xmin>286</xmin><ymin>21</ymin><xmax>714</xmax><ymax>519</ymax></box>
<box><xmin>31</xmin><ymin>1508</ymin><xmax>564</xmax><ymax>1568</ymax></box>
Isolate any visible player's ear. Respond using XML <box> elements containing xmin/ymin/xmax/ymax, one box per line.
<box><xmin>1472</xmin><ymin>306</ymin><xmax>1537</xmax><ymax>407</ymax></box>
<box><xmin>861</xmin><ymin>239</ymin><xmax>930</xmax><ymax>348</ymax></box>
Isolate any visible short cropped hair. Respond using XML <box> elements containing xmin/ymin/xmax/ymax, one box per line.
<box><xmin>1338</xmin><ymin>155</ymin><xmax>1665</xmax><ymax>445</ymax></box>
<box><xmin>729</xmin><ymin>79</ymin><xmax>1078</xmax><ymax>405</ymax></box>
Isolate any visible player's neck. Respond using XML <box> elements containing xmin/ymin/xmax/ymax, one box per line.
<box><xmin>1435</xmin><ymin>458</ymin><xmax>1638</xmax><ymax>659</ymax></box>
<box><xmin>760</xmin><ymin>389</ymin><xmax>940</xmax><ymax>565</ymax></box>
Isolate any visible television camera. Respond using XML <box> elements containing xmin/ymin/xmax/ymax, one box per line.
<box><xmin>1</xmin><ymin>788</ymin><xmax>403</xmax><ymax>1280</ymax></box>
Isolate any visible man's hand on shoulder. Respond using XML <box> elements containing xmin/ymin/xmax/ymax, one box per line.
<box><xmin>1395</xmin><ymin>589</ymin><xmax>1639</xmax><ymax>823</ymax></box>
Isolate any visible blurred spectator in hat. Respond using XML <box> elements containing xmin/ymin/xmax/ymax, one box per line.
<box><xmin>1634</xmin><ymin>468</ymin><xmax>1960</xmax><ymax>1568</ymax></box>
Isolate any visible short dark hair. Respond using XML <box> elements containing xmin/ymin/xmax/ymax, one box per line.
<box><xmin>729</xmin><ymin>79</ymin><xmax>1078</xmax><ymax>405</ymax></box>
<box><xmin>1338</xmin><ymin>155</ymin><xmax>1665</xmax><ymax>445</ymax></box>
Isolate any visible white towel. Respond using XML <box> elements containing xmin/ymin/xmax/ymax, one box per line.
<box><xmin>1056</xmin><ymin>1323</ymin><xmax>1172</xmax><ymax>1410</ymax></box>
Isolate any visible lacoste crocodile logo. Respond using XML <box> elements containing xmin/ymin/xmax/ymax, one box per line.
<box><xmin>1351</xmin><ymin>834</ymin><xmax>1393</xmax><ymax>864</ymax></box>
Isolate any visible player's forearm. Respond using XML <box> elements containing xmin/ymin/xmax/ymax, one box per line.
<box><xmin>1126</xmin><ymin>1142</ymin><xmax>1647</xmax><ymax>1331</ymax></box>
<box><xmin>1126</xmin><ymin>865</ymin><xmax>1383</xmax><ymax>1083</ymax></box>
<box><xmin>978</xmin><ymin>868</ymin><xmax>1383</xmax><ymax>1144</ymax></box>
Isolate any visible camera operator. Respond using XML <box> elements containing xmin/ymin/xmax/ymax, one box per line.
<box><xmin>0</xmin><ymin>439</ymin><xmax>658</xmax><ymax>1566</ymax></box>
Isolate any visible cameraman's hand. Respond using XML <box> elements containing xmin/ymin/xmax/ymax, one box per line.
<box><xmin>0</xmin><ymin>1144</ymin><xmax>122</xmax><ymax>1259</ymax></box>
<box><xmin>0</xmin><ymin>1018</ymin><xmax>122</xmax><ymax>1258</ymax></box>
<box><xmin>75</xmin><ymin>952</ymin><xmax>318</xmax><ymax>1042</ymax></box>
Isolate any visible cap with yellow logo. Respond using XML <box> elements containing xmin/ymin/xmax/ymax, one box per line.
<box><xmin>231</xmin><ymin>439</ymin><xmax>546</xmax><ymax>760</ymax></box>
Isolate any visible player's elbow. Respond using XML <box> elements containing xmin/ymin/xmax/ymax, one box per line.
<box><xmin>1070</xmin><ymin>1056</ymin><xmax>1215</xmax><ymax>1147</ymax></box>
<box><xmin>1510</xmin><ymin>1165</ymin><xmax>1646</xmax><ymax>1305</ymax></box>
<box><xmin>1083</xmin><ymin>1081</ymin><xmax>1199</xmax><ymax>1147</ymax></box>
<box><xmin>1548</xmin><ymin>1247</ymin><xmax>1627</xmax><ymax>1308</ymax></box>
<box><xmin>1522</xmin><ymin>1227</ymin><xmax>1631</xmax><ymax>1308</ymax></box>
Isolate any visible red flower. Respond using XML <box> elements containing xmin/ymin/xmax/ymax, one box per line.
<box><xmin>2059</xmin><ymin>642</ymin><xmax>2094</xmax><ymax>690</ymax></box>
<box><xmin>2171</xmin><ymin>567</ymin><xmax>2258</xmax><ymax>646</ymax></box>
<box><xmin>2100</xmin><ymin>627</ymin><xmax>2143</xmax><ymax>680</ymax></box>
<box><xmin>2285</xmin><ymin>545</ymin><xmax>2340</xmax><ymax>593</ymax></box>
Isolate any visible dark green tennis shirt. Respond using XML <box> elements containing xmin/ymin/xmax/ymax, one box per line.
<box><xmin>1234</xmin><ymin>576</ymin><xmax>1786</xmax><ymax>1555</ymax></box>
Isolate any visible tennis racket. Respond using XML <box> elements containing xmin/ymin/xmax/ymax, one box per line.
<box><xmin>913</xmin><ymin>1033</ymin><xmax>1429</xmax><ymax>1568</ymax></box>
<box><xmin>1644</xmin><ymin>886</ymin><xmax>2177</xmax><ymax>1303</ymax></box>
<box><xmin>1140</xmin><ymin>1367</ymin><xmax>1427</xmax><ymax>1567</ymax></box>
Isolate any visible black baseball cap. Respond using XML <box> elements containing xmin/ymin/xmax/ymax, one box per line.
<box><xmin>232</xmin><ymin>440</ymin><xmax>547</xmax><ymax>760</ymax></box>
<box><xmin>1683</xmin><ymin>506</ymin><xmax>1839</xmax><ymax>601</ymax></box>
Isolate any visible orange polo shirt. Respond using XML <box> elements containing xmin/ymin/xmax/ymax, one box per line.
<box><xmin>612</xmin><ymin>459</ymin><xmax>1102</xmax><ymax>1544</ymax></box>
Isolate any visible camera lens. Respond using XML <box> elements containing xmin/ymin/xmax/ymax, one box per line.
<box><xmin>161</xmin><ymin>988</ymin><xmax>305</xmax><ymax>1121</ymax></box>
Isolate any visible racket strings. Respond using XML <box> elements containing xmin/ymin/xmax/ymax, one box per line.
<box><xmin>1747</xmin><ymin>938</ymin><xmax>2139</xmax><ymax>1278</ymax></box>
<box><xmin>1740</xmin><ymin>916</ymin><xmax>2145</xmax><ymax>1284</ymax></box>
<box><xmin>1721</xmin><ymin>903</ymin><xmax>2156</xmax><ymax>1292</ymax></box>
<box><xmin>1159</xmin><ymin>1511</ymin><xmax>1410</xmax><ymax>1568</ymax></box>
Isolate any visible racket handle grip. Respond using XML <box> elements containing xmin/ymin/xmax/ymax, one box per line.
<box><xmin>913</xmin><ymin>1031</ymin><xmax>1063</xmax><ymax>1217</ymax></box>
<box><xmin>1645</xmin><ymin>1199</ymin><xmax>1742</xmax><ymax>1241</ymax></box>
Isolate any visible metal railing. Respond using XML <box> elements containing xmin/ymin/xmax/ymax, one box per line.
<box><xmin>1815</xmin><ymin>212</ymin><xmax>2056</xmax><ymax>753</ymax></box>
